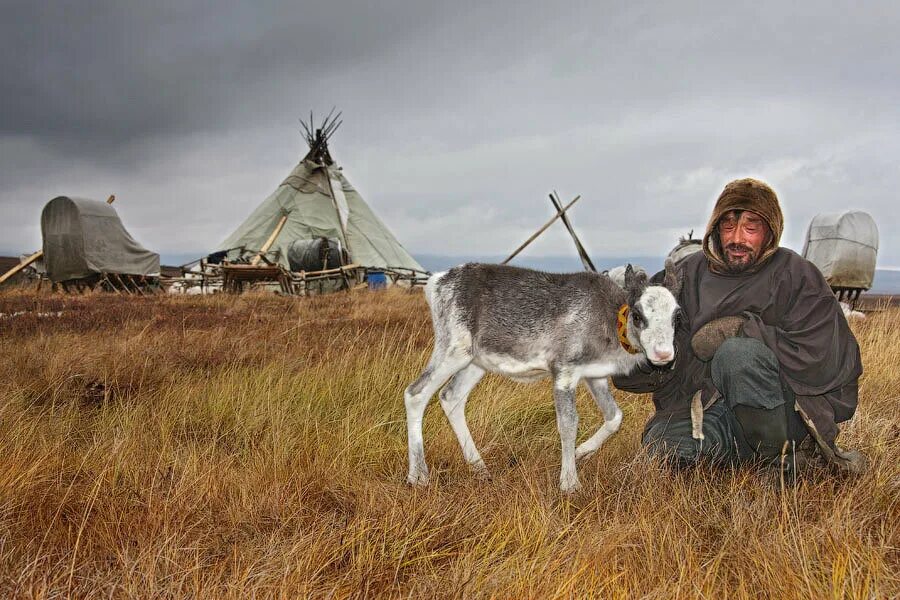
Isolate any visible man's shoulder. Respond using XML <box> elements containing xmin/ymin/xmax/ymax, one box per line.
<box><xmin>774</xmin><ymin>246</ymin><xmax>802</xmax><ymax>264</ymax></box>
<box><xmin>678</xmin><ymin>249</ymin><xmax>707</xmax><ymax>273</ymax></box>
<box><xmin>771</xmin><ymin>247</ymin><xmax>824</xmax><ymax>277</ymax></box>
<box><xmin>768</xmin><ymin>248</ymin><xmax>833</xmax><ymax>297</ymax></box>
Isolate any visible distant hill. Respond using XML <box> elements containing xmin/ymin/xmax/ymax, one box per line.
<box><xmin>871</xmin><ymin>269</ymin><xmax>900</xmax><ymax>294</ymax></box>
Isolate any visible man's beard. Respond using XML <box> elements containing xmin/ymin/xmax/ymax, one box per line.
<box><xmin>722</xmin><ymin>243</ymin><xmax>758</xmax><ymax>273</ymax></box>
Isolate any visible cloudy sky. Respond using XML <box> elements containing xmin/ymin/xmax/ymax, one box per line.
<box><xmin>2</xmin><ymin>1</ymin><xmax>898</xmax><ymax>266</ymax></box>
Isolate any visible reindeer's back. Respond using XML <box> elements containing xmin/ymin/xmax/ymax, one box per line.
<box><xmin>435</xmin><ymin>263</ymin><xmax>624</xmax><ymax>336</ymax></box>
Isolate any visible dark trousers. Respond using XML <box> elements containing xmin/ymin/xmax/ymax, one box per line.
<box><xmin>643</xmin><ymin>337</ymin><xmax>808</xmax><ymax>467</ymax></box>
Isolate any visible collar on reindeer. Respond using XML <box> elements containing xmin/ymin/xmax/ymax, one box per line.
<box><xmin>617</xmin><ymin>304</ymin><xmax>639</xmax><ymax>354</ymax></box>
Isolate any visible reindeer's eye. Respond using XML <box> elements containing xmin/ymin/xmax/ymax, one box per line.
<box><xmin>672</xmin><ymin>309</ymin><xmax>684</xmax><ymax>328</ymax></box>
<box><xmin>631</xmin><ymin>312</ymin><xmax>644</xmax><ymax>328</ymax></box>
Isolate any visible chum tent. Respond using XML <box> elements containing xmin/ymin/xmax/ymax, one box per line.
<box><xmin>216</xmin><ymin>116</ymin><xmax>424</xmax><ymax>274</ymax></box>
<box><xmin>802</xmin><ymin>210</ymin><xmax>878</xmax><ymax>290</ymax></box>
<box><xmin>40</xmin><ymin>196</ymin><xmax>160</xmax><ymax>283</ymax></box>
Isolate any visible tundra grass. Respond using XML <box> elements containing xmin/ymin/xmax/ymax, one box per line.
<box><xmin>0</xmin><ymin>288</ymin><xmax>897</xmax><ymax>598</ymax></box>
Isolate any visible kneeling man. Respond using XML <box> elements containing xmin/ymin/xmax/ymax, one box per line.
<box><xmin>613</xmin><ymin>178</ymin><xmax>865</xmax><ymax>473</ymax></box>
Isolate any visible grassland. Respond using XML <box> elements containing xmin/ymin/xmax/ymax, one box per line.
<box><xmin>0</xmin><ymin>287</ymin><xmax>897</xmax><ymax>598</ymax></box>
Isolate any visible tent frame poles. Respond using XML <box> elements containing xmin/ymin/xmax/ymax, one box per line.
<box><xmin>502</xmin><ymin>195</ymin><xmax>581</xmax><ymax>265</ymax></box>
<box><xmin>250</xmin><ymin>214</ymin><xmax>288</xmax><ymax>266</ymax></box>
<box><xmin>321</xmin><ymin>167</ymin><xmax>354</xmax><ymax>262</ymax></box>
<box><xmin>549</xmin><ymin>191</ymin><xmax>596</xmax><ymax>272</ymax></box>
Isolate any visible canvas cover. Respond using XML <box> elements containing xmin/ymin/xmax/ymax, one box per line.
<box><xmin>217</xmin><ymin>159</ymin><xmax>424</xmax><ymax>272</ymax></box>
<box><xmin>667</xmin><ymin>238</ymin><xmax>703</xmax><ymax>264</ymax></box>
<box><xmin>802</xmin><ymin>210</ymin><xmax>878</xmax><ymax>289</ymax></box>
<box><xmin>40</xmin><ymin>196</ymin><xmax>160</xmax><ymax>282</ymax></box>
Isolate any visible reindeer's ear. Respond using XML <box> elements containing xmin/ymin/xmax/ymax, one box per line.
<box><xmin>624</xmin><ymin>264</ymin><xmax>648</xmax><ymax>305</ymax></box>
<box><xmin>623</xmin><ymin>264</ymin><xmax>635</xmax><ymax>289</ymax></box>
<box><xmin>624</xmin><ymin>264</ymin><xmax>647</xmax><ymax>288</ymax></box>
<box><xmin>663</xmin><ymin>257</ymin><xmax>683</xmax><ymax>298</ymax></box>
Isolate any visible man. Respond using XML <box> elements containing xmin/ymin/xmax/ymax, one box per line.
<box><xmin>613</xmin><ymin>178</ymin><xmax>865</xmax><ymax>474</ymax></box>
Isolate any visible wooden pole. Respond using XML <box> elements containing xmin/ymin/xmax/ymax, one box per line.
<box><xmin>322</xmin><ymin>168</ymin><xmax>353</xmax><ymax>261</ymax></box>
<box><xmin>501</xmin><ymin>195</ymin><xmax>580</xmax><ymax>265</ymax></box>
<box><xmin>250</xmin><ymin>214</ymin><xmax>288</xmax><ymax>266</ymax></box>
<box><xmin>549</xmin><ymin>192</ymin><xmax>596</xmax><ymax>272</ymax></box>
<box><xmin>0</xmin><ymin>250</ymin><xmax>43</xmax><ymax>284</ymax></box>
<box><xmin>0</xmin><ymin>193</ymin><xmax>117</xmax><ymax>285</ymax></box>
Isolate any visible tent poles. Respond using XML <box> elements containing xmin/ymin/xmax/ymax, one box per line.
<box><xmin>250</xmin><ymin>214</ymin><xmax>288</xmax><ymax>266</ymax></box>
<box><xmin>549</xmin><ymin>191</ymin><xmax>596</xmax><ymax>272</ymax></box>
<box><xmin>0</xmin><ymin>194</ymin><xmax>116</xmax><ymax>285</ymax></box>
<box><xmin>322</xmin><ymin>168</ymin><xmax>354</xmax><ymax>262</ymax></box>
<box><xmin>502</xmin><ymin>195</ymin><xmax>581</xmax><ymax>265</ymax></box>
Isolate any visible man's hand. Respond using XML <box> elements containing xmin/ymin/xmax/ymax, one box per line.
<box><xmin>691</xmin><ymin>316</ymin><xmax>746</xmax><ymax>361</ymax></box>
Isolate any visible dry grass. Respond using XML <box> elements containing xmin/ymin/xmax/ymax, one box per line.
<box><xmin>0</xmin><ymin>287</ymin><xmax>897</xmax><ymax>599</ymax></box>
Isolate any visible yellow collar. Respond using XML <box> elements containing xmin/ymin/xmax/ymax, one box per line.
<box><xmin>617</xmin><ymin>304</ymin><xmax>639</xmax><ymax>354</ymax></box>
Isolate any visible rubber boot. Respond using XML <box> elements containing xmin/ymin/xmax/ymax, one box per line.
<box><xmin>731</xmin><ymin>402</ymin><xmax>792</xmax><ymax>461</ymax></box>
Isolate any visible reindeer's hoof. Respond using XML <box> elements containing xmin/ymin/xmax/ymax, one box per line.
<box><xmin>471</xmin><ymin>464</ymin><xmax>492</xmax><ymax>481</ymax></box>
<box><xmin>559</xmin><ymin>479</ymin><xmax>582</xmax><ymax>495</ymax></box>
<box><xmin>692</xmin><ymin>431</ymin><xmax>705</xmax><ymax>441</ymax></box>
<box><xmin>406</xmin><ymin>471</ymin><xmax>430</xmax><ymax>487</ymax></box>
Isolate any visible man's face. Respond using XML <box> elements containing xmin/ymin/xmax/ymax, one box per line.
<box><xmin>717</xmin><ymin>210</ymin><xmax>770</xmax><ymax>273</ymax></box>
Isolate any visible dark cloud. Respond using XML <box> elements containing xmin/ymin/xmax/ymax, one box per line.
<box><xmin>1</xmin><ymin>1</ymin><xmax>899</xmax><ymax>265</ymax></box>
<box><xmin>0</xmin><ymin>1</ymin><xmax>447</xmax><ymax>146</ymax></box>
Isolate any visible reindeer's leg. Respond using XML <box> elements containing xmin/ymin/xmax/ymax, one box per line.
<box><xmin>576</xmin><ymin>377</ymin><xmax>623</xmax><ymax>461</ymax></box>
<box><xmin>405</xmin><ymin>347</ymin><xmax>471</xmax><ymax>486</ymax></box>
<box><xmin>439</xmin><ymin>364</ymin><xmax>488</xmax><ymax>478</ymax></box>
<box><xmin>553</xmin><ymin>370</ymin><xmax>581</xmax><ymax>493</ymax></box>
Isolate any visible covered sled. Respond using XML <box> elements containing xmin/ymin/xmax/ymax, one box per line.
<box><xmin>41</xmin><ymin>196</ymin><xmax>160</xmax><ymax>290</ymax></box>
<box><xmin>802</xmin><ymin>210</ymin><xmax>878</xmax><ymax>303</ymax></box>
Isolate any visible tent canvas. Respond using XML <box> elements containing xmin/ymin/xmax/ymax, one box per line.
<box><xmin>802</xmin><ymin>210</ymin><xmax>878</xmax><ymax>290</ymax></box>
<box><xmin>41</xmin><ymin>196</ymin><xmax>160</xmax><ymax>283</ymax></box>
<box><xmin>216</xmin><ymin>119</ymin><xmax>424</xmax><ymax>275</ymax></box>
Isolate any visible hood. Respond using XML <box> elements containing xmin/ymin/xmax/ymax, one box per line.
<box><xmin>702</xmin><ymin>178</ymin><xmax>784</xmax><ymax>274</ymax></box>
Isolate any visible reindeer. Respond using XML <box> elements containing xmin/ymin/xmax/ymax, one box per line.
<box><xmin>404</xmin><ymin>260</ymin><xmax>683</xmax><ymax>493</ymax></box>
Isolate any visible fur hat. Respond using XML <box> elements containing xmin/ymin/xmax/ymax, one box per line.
<box><xmin>702</xmin><ymin>178</ymin><xmax>783</xmax><ymax>273</ymax></box>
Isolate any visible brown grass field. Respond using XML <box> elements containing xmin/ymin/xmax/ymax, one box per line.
<box><xmin>0</xmin><ymin>287</ymin><xmax>897</xmax><ymax>599</ymax></box>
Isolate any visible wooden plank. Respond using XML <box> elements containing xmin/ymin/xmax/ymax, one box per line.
<box><xmin>0</xmin><ymin>250</ymin><xmax>42</xmax><ymax>285</ymax></box>
<box><xmin>250</xmin><ymin>214</ymin><xmax>288</xmax><ymax>266</ymax></box>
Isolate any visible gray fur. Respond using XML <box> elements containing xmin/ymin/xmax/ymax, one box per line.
<box><xmin>405</xmin><ymin>262</ymin><xmax>682</xmax><ymax>493</ymax></box>
<box><xmin>437</xmin><ymin>264</ymin><xmax>626</xmax><ymax>364</ymax></box>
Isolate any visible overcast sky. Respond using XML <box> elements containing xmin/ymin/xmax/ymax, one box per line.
<box><xmin>2</xmin><ymin>1</ymin><xmax>898</xmax><ymax>266</ymax></box>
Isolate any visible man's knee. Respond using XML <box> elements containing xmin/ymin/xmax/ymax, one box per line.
<box><xmin>709</xmin><ymin>338</ymin><xmax>810</xmax><ymax>454</ymax></box>
<box><xmin>711</xmin><ymin>337</ymin><xmax>784</xmax><ymax>411</ymax></box>
<box><xmin>711</xmin><ymin>337</ymin><xmax>778</xmax><ymax>378</ymax></box>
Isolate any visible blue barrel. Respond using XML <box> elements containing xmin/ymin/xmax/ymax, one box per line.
<box><xmin>367</xmin><ymin>270</ymin><xmax>388</xmax><ymax>290</ymax></box>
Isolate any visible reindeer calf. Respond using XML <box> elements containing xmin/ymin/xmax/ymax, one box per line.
<box><xmin>405</xmin><ymin>261</ymin><xmax>683</xmax><ymax>493</ymax></box>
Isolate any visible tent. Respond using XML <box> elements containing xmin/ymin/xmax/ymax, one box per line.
<box><xmin>216</xmin><ymin>116</ymin><xmax>425</xmax><ymax>275</ymax></box>
<box><xmin>41</xmin><ymin>196</ymin><xmax>160</xmax><ymax>283</ymax></box>
<box><xmin>802</xmin><ymin>210</ymin><xmax>878</xmax><ymax>290</ymax></box>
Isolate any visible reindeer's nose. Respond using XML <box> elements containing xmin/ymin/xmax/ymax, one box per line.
<box><xmin>653</xmin><ymin>347</ymin><xmax>673</xmax><ymax>362</ymax></box>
